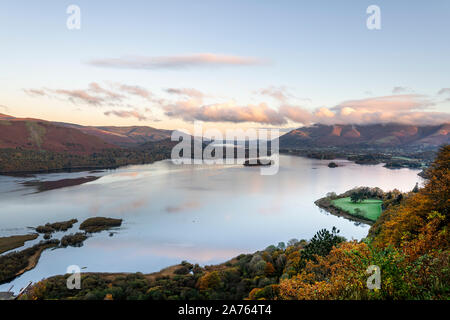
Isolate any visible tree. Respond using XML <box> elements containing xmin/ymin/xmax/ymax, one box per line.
<box><xmin>277</xmin><ymin>242</ymin><xmax>286</xmax><ymax>250</ymax></box>
<box><xmin>300</xmin><ymin>227</ymin><xmax>345</xmax><ymax>266</ymax></box>
<box><xmin>264</xmin><ymin>262</ymin><xmax>276</xmax><ymax>276</ymax></box>
<box><xmin>350</xmin><ymin>191</ymin><xmax>364</xmax><ymax>203</ymax></box>
<box><xmin>197</xmin><ymin>271</ymin><xmax>222</xmax><ymax>291</ymax></box>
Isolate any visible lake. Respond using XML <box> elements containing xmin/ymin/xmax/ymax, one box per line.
<box><xmin>0</xmin><ymin>155</ymin><xmax>422</xmax><ymax>293</ymax></box>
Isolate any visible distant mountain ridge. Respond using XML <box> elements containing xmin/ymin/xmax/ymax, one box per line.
<box><xmin>0</xmin><ymin>114</ymin><xmax>118</xmax><ymax>154</ymax></box>
<box><xmin>1</xmin><ymin>114</ymin><xmax>449</xmax><ymax>154</ymax></box>
<box><xmin>54</xmin><ymin>122</ymin><xmax>172</xmax><ymax>147</ymax></box>
<box><xmin>0</xmin><ymin>113</ymin><xmax>172</xmax><ymax>154</ymax></box>
<box><xmin>279</xmin><ymin>123</ymin><xmax>450</xmax><ymax>149</ymax></box>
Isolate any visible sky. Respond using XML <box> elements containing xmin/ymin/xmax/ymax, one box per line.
<box><xmin>0</xmin><ymin>0</ymin><xmax>449</xmax><ymax>131</ymax></box>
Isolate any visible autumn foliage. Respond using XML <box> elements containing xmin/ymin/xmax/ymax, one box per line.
<box><xmin>279</xmin><ymin>145</ymin><xmax>450</xmax><ymax>300</ymax></box>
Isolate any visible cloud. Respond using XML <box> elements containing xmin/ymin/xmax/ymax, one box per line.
<box><xmin>438</xmin><ymin>88</ymin><xmax>450</xmax><ymax>95</ymax></box>
<box><xmin>161</xmin><ymin>93</ymin><xmax>448</xmax><ymax>125</ymax></box>
<box><xmin>54</xmin><ymin>89</ymin><xmax>105</xmax><ymax>106</ymax></box>
<box><xmin>117</xmin><ymin>84</ymin><xmax>153</xmax><ymax>100</ymax></box>
<box><xmin>24</xmin><ymin>84</ymin><xmax>117</xmax><ymax>106</ymax></box>
<box><xmin>163</xmin><ymin>96</ymin><xmax>287</xmax><ymax>125</ymax></box>
<box><xmin>278</xmin><ymin>105</ymin><xmax>311</xmax><ymax>124</ymax></box>
<box><xmin>317</xmin><ymin>95</ymin><xmax>447</xmax><ymax>125</ymax></box>
<box><xmin>392</xmin><ymin>86</ymin><xmax>412</xmax><ymax>94</ymax></box>
<box><xmin>24</xmin><ymin>88</ymin><xmax>46</xmax><ymax>96</ymax></box>
<box><xmin>23</xmin><ymin>82</ymin><xmax>450</xmax><ymax>126</ymax></box>
<box><xmin>87</xmin><ymin>53</ymin><xmax>267</xmax><ymax>70</ymax></box>
<box><xmin>0</xmin><ymin>104</ymin><xmax>9</xmax><ymax>111</ymax></box>
<box><xmin>257</xmin><ymin>86</ymin><xmax>290</xmax><ymax>102</ymax></box>
<box><xmin>24</xmin><ymin>82</ymin><xmax>156</xmax><ymax>107</ymax></box>
<box><xmin>168</xmin><ymin>102</ymin><xmax>286</xmax><ymax>125</ymax></box>
<box><xmin>166</xmin><ymin>88</ymin><xmax>205</xmax><ymax>98</ymax></box>
<box><xmin>88</xmin><ymin>82</ymin><xmax>125</xmax><ymax>101</ymax></box>
<box><xmin>104</xmin><ymin>109</ymin><xmax>148</xmax><ymax>121</ymax></box>
<box><xmin>334</xmin><ymin>94</ymin><xmax>432</xmax><ymax>112</ymax></box>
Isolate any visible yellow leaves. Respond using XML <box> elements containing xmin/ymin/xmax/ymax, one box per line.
<box><xmin>197</xmin><ymin>271</ymin><xmax>221</xmax><ymax>291</ymax></box>
<box><xmin>279</xmin><ymin>242</ymin><xmax>372</xmax><ymax>300</ymax></box>
<box><xmin>427</xmin><ymin>211</ymin><xmax>444</xmax><ymax>221</ymax></box>
<box><xmin>248</xmin><ymin>288</ymin><xmax>263</xmax><ymax>300</ymax></box>
<box><xmin>104</xmin><ymin>293</ymin><xmax>113</xmax><ymax>300</ymax></box>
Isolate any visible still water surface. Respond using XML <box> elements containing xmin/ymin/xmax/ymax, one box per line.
<box><xmin>0</xmin><ymin>155</ymin><xmax>422</xmax><ymax>292</ymax></box>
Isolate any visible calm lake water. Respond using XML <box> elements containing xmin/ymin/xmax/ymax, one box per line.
<box><xmin>0</xmin><ymin>155</ymin><xmax>422</xmax><ymax>292</ymax></box>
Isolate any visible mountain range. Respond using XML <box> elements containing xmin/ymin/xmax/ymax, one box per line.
<box><xmin>279</xmin><ymin>123</ymin><xmax>450</xmax><ymax>149</ymax></box>
<box><xmin>0</xmin><ymin>113</ymin><xmax>172</xmax><ymax>154</ymax></box>
<box><xmin>0</xmin><ymin>114</ymin><xmax>449</xmax><ymax>154</ymax></box>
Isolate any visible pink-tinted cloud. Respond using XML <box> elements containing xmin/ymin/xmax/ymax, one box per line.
<box><xmin>23</xmin><ymin>88</ymin><xmax>46</xmax><ymax>96</ymax></box>
<box><xmin>23</xmin><ymin>82</ymin><xmax>449</xmax><ymax>125</ymax></box>
<box><xmin>278</xmin><ymin>105</ymin><xmax>311</xmax><ymax>124</ymax></box>
<box><xmin>104</xmin><ymin>109</ymin><xmax>148</xmax><ymax>121</ymax></box>
<box><xmin>166</xmin><ymin>88</ymin><xmax>204</xmax><ymax>98</ymax></box>
<box><xmin>88</xmin><ymin>53</ymin><xmax>267</xmax><ymax>70</ymax></box>
<box><xmin>164</xmin><ymin>99</ymin><xmax>287</xmax><ymax>125</ymax></box>
<box><xmin>89</xmin><ymin>82</ymin><xmax>125</xmax><ymax>101</ymax></box>
<box><xmin>24</xmin><ymin>82</ymin><xmax>154</xmax><ymax>107</ymax></box>
<box><xmin>313</xmin><ymin>95</ymin><xmax>448</xmax><ymax>125</ymax></box>
<box><xmin>162</xmin><ymin>93</ymin><xmax>448</xmax><ymax>125</ymax></box>
<box><xmin>257</xmin><ymin>86</ymin><xmax>290</xmax><ymax>102</ymax></box>
<box><xmin>54</xmin><ymin>89</ymin><xmax>105</xmax><ymax>106</ymax></box>
<box><xmin>334</xmin><ymin>94</ymin><xmax>432</xmax><ymax>112</ymax></box>
<box><xmin>118</xmin><ymin>84</ymin><xmax>153</xmax><ymax>100</ymax></box>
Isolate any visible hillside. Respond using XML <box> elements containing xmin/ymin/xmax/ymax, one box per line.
<box><xmin>0</xmin><ymin>113</ymin><xmax>173</xmax><ymax>151</ymax></box>
<box><xmin>0</xmin><ymin>114</ymin><xmax>176</xmax><ymax>173</ymax></box>
<box><xmin>55</xmin><ymin>123</ymin><xmax>172</xmax><ymax>147</ymax></box>
<box><xmin>279</xmin><ymin>123</ymin><xmax>450</xmax><ymax>149</ymax></box>
<box><xmin>0</xmin><ymin>114</ymin><xmax>117</xmax><ymax>154</ymax></box>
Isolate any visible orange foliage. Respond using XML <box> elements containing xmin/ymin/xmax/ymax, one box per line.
<box><xmin>264</xmin><ymin>262</ymin><xmax>276</xmax><ymax>276</ymax></box>
<box><xmin>372</xmin><ymin>145</ymin><xmax>450</xmax><ymax>249</ymax></box>
<box><xmin>279</xmin><ymin>146</ymin><xmax>450</xmax><ymax>300</ymax></box>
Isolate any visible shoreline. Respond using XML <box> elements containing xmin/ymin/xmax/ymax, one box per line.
<box><xmin>0</xmin><ymin>152</ymin><xmax>424</xmax><ymax>177</ymax></box>
<box><xmin>279</xmin><ymin>150</ymin><xmax>426</xmax><ymax>173</ymax></box>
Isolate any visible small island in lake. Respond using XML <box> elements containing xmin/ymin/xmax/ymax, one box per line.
<box><xmin>328</xmin><ymin>162</ymin><xmax>338</xmax><ymax>168</ymax></box>
<box><xmin>243</xmin><ymin>159</ymin><xmax>274</xmax><ymax>167</ymax></box>
<box><xmin>79</xmin><ymin>217</ymin><xmax>123</xmax><ymax>233</ymax></box>
<box><xmin>0</xmin><ymin>217</ymin><xmax>123</xmax><ymax>285</ymax></box>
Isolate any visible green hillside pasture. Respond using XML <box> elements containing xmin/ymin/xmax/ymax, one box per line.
<box><xmin>331</xmin><ymin>197</ymin><xmax>383</xmax><ymax>222</ymax></box>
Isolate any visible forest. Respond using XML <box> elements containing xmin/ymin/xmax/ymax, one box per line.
<box><xmin>0</xmin><ymin>139</ymin><xmax>176</xmax><ymax>174</ymax></box>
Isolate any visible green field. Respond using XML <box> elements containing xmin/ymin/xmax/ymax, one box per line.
<box><xmin>331</xmin><ymin>197</ymin><xmax>383</xmax><ymax>222</ymax></box>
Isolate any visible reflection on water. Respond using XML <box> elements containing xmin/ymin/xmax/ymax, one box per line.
<box><xmin>0</xmin><ymin>155</ymin><xmax>422</xmax><ymax>292</ymax></box>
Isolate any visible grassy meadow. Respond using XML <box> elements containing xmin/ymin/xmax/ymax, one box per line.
<box><xmin>331</xmin><ymin>197</ymin><xmax>383</xmax><ymax>221</ymax></box>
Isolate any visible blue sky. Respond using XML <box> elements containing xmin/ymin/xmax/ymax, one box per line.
<box><xmin>0</xmin><ymin>0</ymin><xmax>449</xmax><ymax>129</ymax></box>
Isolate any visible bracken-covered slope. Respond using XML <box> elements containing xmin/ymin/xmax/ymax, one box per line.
<box><xmin>54</xmin><ymin>122</ymin><xmax>173</xmax><ymax>147</ymax></box>
<box><xmin>0</xmin><ymin>114</ymin><xmax>118</xmax><ymax>154</ymax></box>
<box><xmin>0</xmin><ymin>113</ymin><xmax>174</xmax><ymax>153</ymax></box>
<box><xmin>279</xmin><ymin>123</ymin><xmax>450</xmax><ymax>148</ymax></box>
